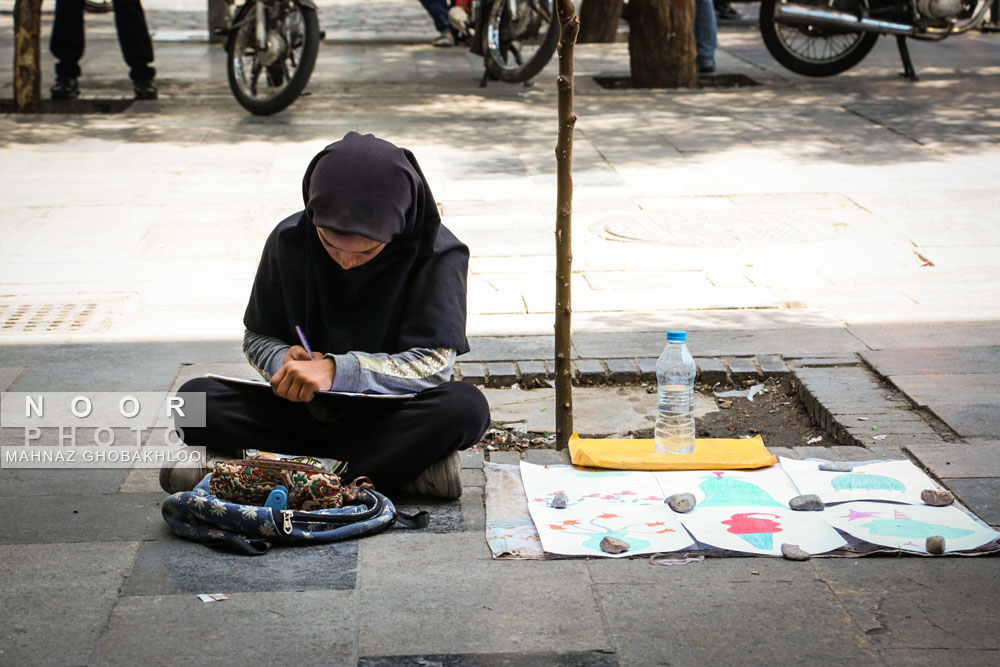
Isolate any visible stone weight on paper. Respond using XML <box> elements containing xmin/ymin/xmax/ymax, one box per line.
<box><xmin>600</xmin><ymin>537</ymin><xmax>630</xmax><ymax>554</ymax></box>
<box><xmin>550</xmin><ymin>492</ymin><xmax>569</xmax><ymax>509</ymax></box>
<box><xmin>926</xmin><ymin>536</ymin><xmax>946</xmax><ymax>554</ymax></box>
<box><xmin>818</xmin><ymin>461</ymin><xmax>853</xmax><ymax>472</ymax></box>
<box><xmin>781</xmin><ymin>544</ymin><xmax>811</xmax><ymax>561</ymax></box>
<box><xmin>920</xmin><ymin>489</ymin><xmax>955</xmax><ymax>506</ymax></box>
<box><xmin>789</xmin><ymin>494</ymin><xmax>825</xmax><ymax>511</ymax></box>
<box><xmin>666</xmin><ymin>493</ymin><xmax>696</xmax><ymax>513</ymax></box>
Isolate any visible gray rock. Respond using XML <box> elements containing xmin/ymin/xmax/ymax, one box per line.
<box><xmin>600</xmin><ymin>536</ymin><xmax>630</xmax><ymax>554</ymax></box>
<box><xmin>789</xmin><ymin>494</ymin><xmax>825</xmax><ymax>511</ymax></box>
<box><xmin>550</xmin><ymin>492</ymin><xmax>569</xmax><ymax>509</ymax></box>
<box><xmin>666</xmin><ymin>492</ymin><xmax>696</xmax><ymax>513</ymax></box>
<box><xmin>781</xmin><ymin>543</ymin><xmax>811</xmax><ymax>561</ymax></box>
<box><xmin>818</xmin><ymin>461</ymin><xmax>853</xmax><ymax>472</ymax></box>
<box><xmin>926</xmin><ymin>535</ymin><xmax>946</xmax><ymax>555</ymax></box>
<box><xmin>920</xmin><ymin>489</ymin><xmax>955</xmax><ymax>507</ymax></box>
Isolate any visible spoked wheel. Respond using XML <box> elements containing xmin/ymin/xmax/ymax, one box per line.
<box><xmin>482</xmin><ymin>0</ymin><xmax>559</xmax><ymax>83</ymax></box>
<box><xmin>759</xmin><ymin>0</ymin><xmax>879</xmax><ymax>76</ymax></box>
<box><xmin>226</xmin><ymin>1</ymin><xmax>320</xmax><ymax>115</ymax></box>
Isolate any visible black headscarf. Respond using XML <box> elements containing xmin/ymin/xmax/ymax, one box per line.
<box><xmin>243</xmin><ymin>132</ymin><xmax>470</xmax><ymax>356</ymax></box>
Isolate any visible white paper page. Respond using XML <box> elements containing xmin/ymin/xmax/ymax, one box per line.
<box><xmin>519</xmin><ymin>462</ymin><xmax>694</xmax><ymax>557</ymax></box>
<box><xmin>653</xmin><ymin>466</ymin><xmax>802</xmax><ymax>509</ymax></box>
<box><xmin>780</xmin><ymin>457</ymin><xmax>942</xmax><ymax>505</ymax></box>
<box><xmin>204</xmin><ymin>374</ymin><xmax>416</xmax><ymax>399</ymax></box>
<box><xmin>823</xmin><ymin>501</ymin><xmax>1000</xmax><ymax>553</ymax></box>
<box><xmin>677</xmin><ymin>506</ymin><xmax>847</xmax><ymax>556</ymax></box>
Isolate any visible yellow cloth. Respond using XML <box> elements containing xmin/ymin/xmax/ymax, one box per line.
<box><xmin>569</xmin><ymin>434</ymin><xmax>777</xmax><ymax>471</ymax></box>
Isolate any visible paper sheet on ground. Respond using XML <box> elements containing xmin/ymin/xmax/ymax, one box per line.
<box><xmin>519</xmin><ymin>462</ymin><xmax>694</xmax><ymax>557</ymax></box>
<box><xmin>679</xmin><ymin>506</ymin><xmax>847</xmax><ymax>556</ymax></box>
<box><xmin>653</xmin><ymin>466</ymin><xmax>802</xmax><ymax>509</ymax></box>
<box><xmin>780</xmin><ymin>457</ymin><xmax>942</xmax><ymax>505</ymax></box>
<box><xmin>823</xmin><ymin>501</ymin><xmax>1000</xmax><ymax>553</ymax></box>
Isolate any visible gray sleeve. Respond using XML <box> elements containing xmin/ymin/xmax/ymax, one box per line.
<box><xmin>243</xmin><ymin>329</ymin><xmax>290</xmax><ymax>381</ymax></box>
<box><xmin>327</xmin><ymin>348</ymin><xmax>456</xmax><ymax>395</ymax></box>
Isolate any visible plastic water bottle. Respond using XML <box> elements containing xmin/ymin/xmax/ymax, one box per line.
<box><xmin>655</xmin><ymin>330</ymin><xmax>697</xmax><ymax>454</ymax></box>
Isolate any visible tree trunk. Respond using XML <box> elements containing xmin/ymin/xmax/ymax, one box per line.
<box><xmin>14</xmin><ymin>0</ymin><xmax>44</xmax><ymax>113</ymax></box>
<box><xmin>554</xmin><ymin>0</ymin><xmax>579</xmax><ymax>451</ymax></box>
<box><xmin>577</xmin><ymin>0</ymin><xmax>622</xmax><ymax>43</ymax></box>
<box><xmin>626</xmin><ymin>0</ymin><xmax>697</xmax><ymax>88</ymax></box>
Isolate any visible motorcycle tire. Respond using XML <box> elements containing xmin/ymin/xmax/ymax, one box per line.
<box><xmin>759</xmin><ymin>0</ymin><xmax>879</xmax><ymax>77</ymax></box>
<box><xmin>226</xmin><ymin>1</ymin><xmax>320</xmax><ymax>115</ymax></box>
<box><xmin>83</xmin><ymin>0</ymin><xmax>113</xmax><ymax>13</ymax></box>
<box><xmin>482</xmin><ymin>0</ymin><xmax>559</xmax><ymax>83</ymax></box>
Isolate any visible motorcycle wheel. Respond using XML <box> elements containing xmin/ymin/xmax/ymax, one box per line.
<box><xmin>226</xmin><ymin>1</ymin><xmax>320</xmax><ymax>115</ymax></box>
<box><xmin>759</xmin><ymin>0</ymin><xmax>879</xmax><ymax>77</ymax></box>
<box><xmin>482</xmin><ymin>0</ymin><xmax>560</xmax><ymax>83</ymax></box>
<box><xmin>83</xmin><ymin>0</ymin><xmax>113</xmax><ymax>13</ymax></box>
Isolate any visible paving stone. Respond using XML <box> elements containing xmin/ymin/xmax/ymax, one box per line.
<box><xmin>572</xmin><ymin>329</ymin><xmax>865</xmax><ymax>359</ymax></box>
<box><xmin>524</xmin><ymin>448</ymin><xmax>572</xmax><ymax>465</ymax></box>
<box><xmin>0</xmin><ymin>341</ymin><xmax>244</xmax><ymax>368</ymax></box>
<box><xmin>489</xmin><ymin>450</ymin><xmax>521</xmax><ymax>465</ymax></box>
<box><xmin>460</xmin><ymin>448</ymin><xmax>484</xmax><ymax>469</ymax></box>
<box><xmin>359</xmin><ymin>652</ymin><xmax>618</xmax><ymax>666</ymax></box>
<box><xmin>792</xmin><ymin>355</ymin><xmax>861</xmax><ymax>367</ymax></box>
<box><xmin>863</xmin><ymin>346</ymin><xmax>1000</xmax><ymax>377</ymax></box>
<box><xmin>461</xmin><ymin>467</ymin><xmax>485</xmax><ymax>489</ymax></box>
<box><xmin>573</xmin><ymin>359</ymin><xmax>606</xmax><ymax>383</ymax></box>
<box><xmin>517</xmin><ymin>360</ymin><xmax>549</xmax><ymax>384</ymax></box>
<box><xmin>90</xmin><ymin>591</ymin><xmax>357</xmax><ymax>666</ymax></box>
<box><xmin>927</xmin><ymin>404</ymin><xmax>1000</xmax><ymax>438</ymax></box>
<box><xmin>849</xmin><ymin>322</ymin><xmax>1000</xmax><ymax>351</ymax></box>
<box><xmin>457</xmin><ymin>362</ymin><xmax>486</xmax><ymax>385</ymax></box>
<box><xmin>592</xmin><ymin>574</ymin><xmax>878</xmax><ymax>665</ymax></box>
<box><xmin>482</xmin><ymin>386</ymin><xmax>657</xmax><ymax>436</ymax></box>
<box><xmin>636</xmin><ymin>357</ymin><xmax>657</xmax><ymax>381</ymax></box>
<box><xmin>815</xmin><ymin>559</ymin><xmax>1000</xmax><ymax>648</ymax></box>
<box><xmin>724</xmin><ymin>357</ymin><xmax>760</xmax><ymax>380</ymax></box>
<box><xmin>390</xmin><ymin>493</ymin><xmax>466</xmax><ymax>533</ymax></box>
<box><xmin>486</xmin><ymin>362</ymin><xmax>518</xmax><ymax>387</ymax></box>
<box><xmin>357</xmin><ymin>532</ymin><xmax>611</xmax><ymax>655</ymax></box>
<box><xmin>941</xmin><ymin>478</ymin><xmax>1000</xmax><ymax>526</ymax></box>
<box><xmin>605</xmin><ymin>358</ymin><xmax>639</xmax><ymax>383</ymax></box>
<box><xmin>694</xmin><ymin>357</ymin><xmax>728</xmax><ymax>384</ymax></box>
<box><xmin>459</xmin><ymin>487</ymin><xmax>485</xmax><ymax>531</ymax></box>
<box><xmin>463</xmin><ymin>336</ymin><xmax>562</xmax><ymax>362</ymax></box>
<box><xmin>0</xmin><ymin>366</ymin><xmax>26</xmax><ymax>391</ymax></box>
<box><xmin>124</xmin><ymin>538</ymin><xmax>358</xmax><ymax>595</ymax></box>
<box><xmin>0</xmin><ymin>541</ymin><xmax>140</xmax><ymax>666</ymax></box>
<box><xmin>755</xmin><ymin>354</ymin><xmax>789</xmax><ymax>375</ymax></box>
<box><xmin>768</xmin><ymin>446</ymin><xmax>798</xmax><ymax>459</ymax></box>
<box><xmin>889</xmin><ymin>374</ymin><xmax>1000</xmax><ymax>407</ymax></box>
<box><xmin>792</xmin><ymin>446</ymin><xmax>836</xmax><ymax>460</ymax></box>
<box><xmin>830</xmin><ymin>446</ymin><xmax>881</xmax><ymax>461</ymax></box>
<box><xmin>0</xmin><ymin>468</ymin><xmax>128</xmax><ymax>497</ymax></box>
<box><xmin>9</xmin><ymin>360</ymin><xmax>185</xmax><ymax>392</ymax></box>
<box><xmin>0</xmin><ymin>492</ymin><xmax>169</xmax><ymax>544</ymax></box>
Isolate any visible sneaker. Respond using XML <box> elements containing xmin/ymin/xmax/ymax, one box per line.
<box><xmin>401</xmin><ymin>450</ymin><xmax>463</xmax><ymax>499</ymax></box>
<box><xmin>697</xmin><ymin>59</ymin><xmax>717</xmax><ymax>74</ymax></box>
<box><xmin>432</xmin><ymin>29</ymin><xmax>455</xmax><ymax>48</ymax></box>
<box><xmin>133</xmin><ymin>78</ymin><xmax>158</xmax><ymax>100</ymax></box>
<box><xmin>51</xmin><ymin>76</ymin><xmax>80</xmax><ymax>100</ymax></box>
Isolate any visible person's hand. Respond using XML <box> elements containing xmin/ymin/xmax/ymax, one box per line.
<box><xmin>271</xmin><ymin>347</ymin><xmax>335</xmax><ymax>402</ymax></box>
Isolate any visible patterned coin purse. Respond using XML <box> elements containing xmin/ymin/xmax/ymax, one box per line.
<box><xmin>209</xmin><ymin>458</ymin><xmax>344</xmax><ymax>511</ymax></box>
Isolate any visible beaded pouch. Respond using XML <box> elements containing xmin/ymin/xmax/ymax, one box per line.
<box><xmin>209</xmin><ymin>458</ymin><xmax>345</xmax><ymax>511</ymax></box>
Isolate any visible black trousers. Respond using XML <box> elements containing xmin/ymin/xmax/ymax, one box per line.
<box><xmin>50</xmin><ymin>0</ymin><xmax>155</xmax><ymax>81</ymax></box>
<box><xmin>177</xmin><ymin>378</ymin><xmax>491</xmax><ymax>490</ymax></box>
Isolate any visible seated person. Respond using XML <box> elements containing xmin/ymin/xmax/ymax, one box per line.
<box><xmin>162</xmin><ymin>132</ymin><xmax>490</xmax><ymax>499</ymax></box>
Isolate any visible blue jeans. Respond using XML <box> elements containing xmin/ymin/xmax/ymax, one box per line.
<box><xmin>695</xmin><ymin>0</ymin><xmax>718</xmax><ymax>65</ymax></box>
<box><xmin>419</xmin><ymin>0</ymin><xmax>451</xmax><ymax>32</ymax></box>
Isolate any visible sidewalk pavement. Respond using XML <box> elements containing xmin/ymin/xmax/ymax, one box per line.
<box><xmin>1</xmin><ymin>2</ymin><xmax>999</xmax><ymax>664</ymax></box>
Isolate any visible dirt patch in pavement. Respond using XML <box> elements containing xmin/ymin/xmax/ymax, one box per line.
<box><xmin>481</xmin><ymin>376</ymin><xmax>824</xmax><ymax>452</ymax></box>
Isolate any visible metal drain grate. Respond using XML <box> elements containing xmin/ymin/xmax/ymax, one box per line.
<box><xmin>0</xmin><ymin>299</ymin><xmax>123</xmax><ymax>334</ymax></box>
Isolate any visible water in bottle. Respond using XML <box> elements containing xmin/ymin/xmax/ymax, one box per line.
<box><xmin>655</xmin><ymin>330</ymin><xmax>697</xmax><ymax>454</ymax></box>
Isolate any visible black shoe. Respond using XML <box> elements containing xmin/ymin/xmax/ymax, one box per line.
<box><xmin>133</xmin><ymin>79</ymin><xmax>158</xmax><ymax>100</ymax></box>
<box><xmin>698</xmin><ymin>60</ymin><xmax>717</xmax><ymax>74</ymax></box>
<box><xmin>50</xmin><ymin>76</ymin><xmax>80</xmax><ymax>100</ymax></box>
<box><xmin>716</xmin><ymin>5</ymin><xmax>742</xmax><ymax>20</ymax></box>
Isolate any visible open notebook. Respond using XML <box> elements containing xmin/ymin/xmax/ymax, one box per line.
<box><xmin>205</xmin><ymin>374</ymin><xmax>416</xmax><ymax>399</ymax></box>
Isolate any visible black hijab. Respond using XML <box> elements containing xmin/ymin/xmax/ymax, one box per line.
<box><xmin>243</xmin><ymin>132</ymin><xmax>470</xmax><ymax>356</ymax></box>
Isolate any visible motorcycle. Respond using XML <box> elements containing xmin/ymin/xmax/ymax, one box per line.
<box><xmin>451</xmin><ymin>0</ymin><xmax>560</xmax><ymax>84</ymax></box>
<box><xmin>759</xmin><ymin>0</ymin><xmax>997</xmax><ymax>80</ymax></box>
<box><xmin>222</xmin><ymin>0</ymin><xmax>321</xmax><ymax>115</ymax></box>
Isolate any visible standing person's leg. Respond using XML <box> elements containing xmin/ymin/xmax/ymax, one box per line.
<box><xmin>419</xmin><ymin>0</ymin><xmax>456</xmax><ymax>46</ymax></box>
<box><xmin>111</xmin><ymin>0</ymin><xmax>157</xmax><ymax>96</ymax></box>
<box><xmin>694</xmin><ymin>0</ymin><xmax>718</xmax><ymax>73</ymax></box>
<box><xmin>50</xmin><ymin>0</ymin><xmax>85</xmax><ymax>97</ymax></box>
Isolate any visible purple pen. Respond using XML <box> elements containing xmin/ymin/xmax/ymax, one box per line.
<box><xmin>294</xmin><ymin>325</ymin><xmax>313</xmax><ymax>357</ymax></box>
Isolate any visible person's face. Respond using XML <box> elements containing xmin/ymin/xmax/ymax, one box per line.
<box><xmin>316</xmin><ymin>228</ymin><xmax>387</xmax><ymax>270</ymax></box>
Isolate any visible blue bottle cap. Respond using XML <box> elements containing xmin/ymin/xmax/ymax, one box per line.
<box><xmin>667</xmin><ymin>330</ymin><xmax>687</xmax><ymax>342</ymax></box>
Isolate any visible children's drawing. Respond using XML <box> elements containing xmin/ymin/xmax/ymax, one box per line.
<box><xmin>831</xmin><ymin>473</ymin><xmax>905</xmax><ymax>494</ymax></box>
<box><xmin>823</xmin><ymin>501</ymin><xmax>1000</xmax><ymax>553</ymax></box>
<box><xmin>721</xmin><ymin>512</ymin><xmax>783</xmax><ymax>550</ymax></box>
<box><xmin>679</xmin><ymin>507</ymin><xmax>846</xmax><ymax>556</ymax></box>
<box><xmin>780</xmin><ymin>457</ymin><xmax>937</xmax><ymax>505</ymax></box>
<box><xmin>654</xmin><ymin>466</ymin><xmax>801</xmax><ymax>507</ymax></box>
<box><xmin>519</xmin><ymin>462</ymin><xmax>693</xmax><ymax>557</ymax></box>
<box><xmin>698</xmin><ymin>472</ymin><xmax>785</xmax><ymax>508</ymax></box>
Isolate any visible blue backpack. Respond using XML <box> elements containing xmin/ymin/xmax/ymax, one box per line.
<box><xmin>162</xmin><ymin>475</ymin><xmax>427</xmax><ymax>555</ymax></box>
